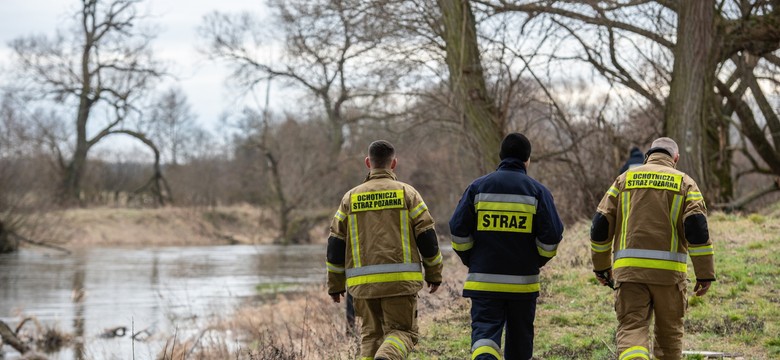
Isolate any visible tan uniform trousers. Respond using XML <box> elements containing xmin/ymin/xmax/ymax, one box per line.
<box><xmin>615</xmin><ymin>282</ymin><xmax>687</xmax><ymax>360</ymax></box>
<box><xmin>354</xmin><ymin>294</ymin><xmax>418</xmax><ymax>360</ymax></box>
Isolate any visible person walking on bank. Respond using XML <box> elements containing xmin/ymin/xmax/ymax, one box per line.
<box><xmin>449</xmin><ymin>133</ymin><xmax>564</xmax><ymax>360</ymax></box>
<box><xmin>619</xmin><ymin>146</ymin><xmax>645</xmax><ymax>174</ymax></box>
<box><xmin>326</xmin><ymin>140</ymin><xmax>443</xmax><ymax>360</ymax></box>
<box><xmin>590</xmin><ymin>137</ymin><xmax>715</xmax><ymax>360</ymax></box>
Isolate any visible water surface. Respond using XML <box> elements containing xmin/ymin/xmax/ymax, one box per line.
<box><xmin>0</xmin><ymin>244</ymin><xmax>324</xmax><ymax>359</ymax></box>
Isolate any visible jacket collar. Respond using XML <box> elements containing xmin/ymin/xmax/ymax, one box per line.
<box><xmin>496</xmin><ymin>158</ymin><xmax>527</xmax><ymax>173</ymax></box>
<box><xmin>365</xmin><ymin>168</ymin><xmax>397</xmax><ymax>182</ymax></box>
<box><xmin>645</xmin><ymin>153</ymin><xmax>677</xmax><ymax>168</ymax></box>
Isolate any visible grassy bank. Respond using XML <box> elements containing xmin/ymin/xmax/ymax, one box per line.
<box><xmin>157</xmin><ymin>210</ymin><xmax>780</xmax><ymax>359</ymax></box>
<box><xmin>414</xmin><ymin>211</ymin><xmax>780</xmax><ymax>360</ymax></box>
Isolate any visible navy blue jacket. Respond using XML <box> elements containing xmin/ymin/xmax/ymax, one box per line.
<box><xmin>619</xmin><ymin>147</ymin><xmax>645</xmax><ymax>174</ymax></box>
<box><xmin>449</xmin><ymin>158</ymin><xmax>564</xmax><ymax>299</ymax></box>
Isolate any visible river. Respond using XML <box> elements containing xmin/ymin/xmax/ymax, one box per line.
<box><xmin>0</xmin><ymin>244</ymin><xmax>324</xmax><ymax>359</ymax></box>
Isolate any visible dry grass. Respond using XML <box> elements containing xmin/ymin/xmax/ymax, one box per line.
<box><xmin>157</xmin><ymin>291</ymin><xmax>359</xmax><ymax>359</ymax></box>
<box><xmin>51</xmin><ymin>205</ymin><xmax>280</xmax><ymax>247</ymax></box>
<box><xmin>157</xmin><ymin>257</ymin><xmax>472</xmax><ymax>360</ymax></box>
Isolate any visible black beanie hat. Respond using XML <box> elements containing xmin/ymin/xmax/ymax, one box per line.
<box><xmin>499</xmin><ymin>133</ymin><xmax>531</xmax><ymax>161</ymax></box>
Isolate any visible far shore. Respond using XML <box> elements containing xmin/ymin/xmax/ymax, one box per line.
<box><xmin>34</xmin><ymin>205</ymin><xmax>326</xmax><ymax>249</ymax></box>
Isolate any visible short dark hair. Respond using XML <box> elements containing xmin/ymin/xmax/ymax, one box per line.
<box><xmin>499</xmin><ymin>133</ymin><xmax>532</xmax><ymax>161</ymax></box>
<box><xmin>368</xmin><ymin>140</ymin><xmax>395</xmax><ymax>168</ymax></box>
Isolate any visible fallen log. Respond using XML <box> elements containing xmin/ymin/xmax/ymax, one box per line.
<box><xmin>0</xmin><ymin>319</ymin><xmax>30</xmax><ymax>354</ymax></box>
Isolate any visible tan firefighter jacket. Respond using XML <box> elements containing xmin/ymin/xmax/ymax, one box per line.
<box><xmin>326</xmin><ymin>169</ymin><xmax>443</xmax><ymax>299</ymax></box>
<box><xmin>591</xmin><ymin>153</ymin><xmax>715</xmax><ymax>285</ymax></box>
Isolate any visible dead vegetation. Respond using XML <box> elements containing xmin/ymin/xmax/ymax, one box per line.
<box><xmin>52</xmin><ymin>205</ymin><xmax>285</xmax><ymax>247</ymax></box>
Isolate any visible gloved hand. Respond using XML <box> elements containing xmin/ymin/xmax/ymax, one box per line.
<box><xmin>693</xmin><ymin>281</ymin><xmax>711</xmax><ymax>296</ymax></box>
<box><xmin>594</xmin><ymin>269</ymin><xmax>614</xmax><ymax>289</ymax></box>
<box><xmin>329</xmin><ymin>291</ymin><xmax>345</xmax><ymax>303</ymax></box>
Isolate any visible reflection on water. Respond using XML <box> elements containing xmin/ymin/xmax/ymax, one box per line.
<box><xmin>0</xmin><ymin>244</ymin><xmax>323</xmax><ymax>359</ymax></box>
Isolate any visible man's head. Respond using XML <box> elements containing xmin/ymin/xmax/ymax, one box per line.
<box><xmin>648</xmin><ymin>137</ymin><xmax>680</xmax><ymax>163</ymax></box>
<box><xmin>366</xmin><ymin>140</ymin><xmax>396</xmax><ymax>169</ymax></box>
<box><xmin>499</xmin><ymin>133</ymin><xmax>532</xmax><ymax>162</ymax></box>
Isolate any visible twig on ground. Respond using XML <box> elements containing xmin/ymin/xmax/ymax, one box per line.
<box><xmin>9</xmin><ymin>231</ymin><xmax>70</xmax><ymax>254</ymax></box>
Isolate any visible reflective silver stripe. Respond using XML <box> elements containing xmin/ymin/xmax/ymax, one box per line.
<box><xmin>345</xmin><ymin>263</ymin><xmax>422</xmax><ymax>278</ymax></box>
<box><xmin>400</xmin><ymin>210</ymin><xmax>411</xmax><ymax>263</ymax></box>
<box><xmin>536</xmin><ymin>239</ymin><xmax>558</xmax><ymax>252</ymax></box>
<box><xmin>466</xmin><ymin>273</ymin><xmax>539</xmax><ymax>284</ymax></box>
<box><xmin>385</xmin><ymin>335</ymin><xmax>407</xmax><ymax>357</ymax></box>
<box><xmin>686</xmin><ymin>191</ymin><xmax>703</xmax><ymax>201</ymax></box>
<box><xmin>607</xmin><ymin>186</ymin><xmax>619</xmax><ymax>197</ymax></box>
<box><xmin>326</xmin><ymin>262</ymin><xmax>345</xmax><ymax>273</ymax></box>
<box><xmin>619</xmin><ymin>346</ymin><xmax>650</xmax><ymax>360</ymax></box>
<box><xmin>669</xmin><ymin>194</ymin><xmax>683</xmax><ymax>252</ymax></box>
<box><xmin>591</xmin><ymin>241</ymin><xmax>612</xmax><ymax>252</ymax></box>
<box><xmin>424</xmin><ymin>251</ymin><xmax>443</xmax><ymax>266</ymax></box>
<box><xmin>334</xmin><ymin>210</ymin><xmax>346</xmax><ymax>222</ymax></box>
<box><xmin>451</xmin><ymin>235</ymin><xmax>473</xmax><ymax>244</ymax></box>
<box><xmin>475</xmin><ymin>193</ymin><xmax>538</xmax><ymax>206</ymax></box>
<box><xmin>349</xmin><ymin>214</ymin><xmax>361</xmax><ymax>267</ymax></box>
<box><xmin>619</xmin><ymin>191</ymin><xmax>630</xmax><ymax>250</ymax></box>
<box><xmin>688</xmin><ymin>245</ymin><xmax>714</xmax><ymax>256</ymax></box>
<box><xmin>614</xmin><ymin>249</ymin><xmax>687</xmax><ymax>263</ymax></box>
<box><xmin>471</xmin><ymin>338</ymin><xmax>501</xmax><ymax>353</ymax></box>
<box><xmin>410</xmin><ymin>202</ymin><xmax>428</xmax><ymax>219</ymax></box>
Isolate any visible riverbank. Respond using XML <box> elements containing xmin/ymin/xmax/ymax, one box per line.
<box><xmin>164</xmin><ymin>209</ymin><xmax>780</xmax><ymax>359</ymax></box>
<box><xmin>8</xmin><ymin>207</ymin><xmax>780</xmax><ymax>359</ymax></box>
<box><xmin>48</xmin><ymin>205</ymin><xmax>289</xmax><ymax>247</ymax></box>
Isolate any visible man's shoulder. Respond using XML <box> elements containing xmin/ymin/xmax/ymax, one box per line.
<box><xmin>630</xmin><ymin>162</ymin><xmax>683</xmax><ymax>174</ymax></box>
<box><xmin>351</xmin><ymin>179</ymin><xmax>409</xmax><ymax>193</ymax></box>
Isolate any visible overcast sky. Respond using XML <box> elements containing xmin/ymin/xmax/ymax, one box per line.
<box><xmin>0</xmin><ymin>0</ymin><xmax>270</xmax><ymax>135</ymax></box>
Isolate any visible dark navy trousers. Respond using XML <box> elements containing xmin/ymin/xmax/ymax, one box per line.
<box><xmin>470</xmin><ymin>297</ymin><xmax>537</xmax><ymax>360</ymax></box>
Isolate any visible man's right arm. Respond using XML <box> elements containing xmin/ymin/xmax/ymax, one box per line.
<box><xmin>590</xmin><ymin>181</ymin><xmax>619</xmax><ymax>282</ymax></box>
<box><xmin>449</xmin><ymin>186</ymin><xmax>476</xmax><ymax>267</ymax></box>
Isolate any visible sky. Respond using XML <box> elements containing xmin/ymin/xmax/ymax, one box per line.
<box><xmin>0</xmin><ymin>0</ymin><xmax>271</xmax><ymax>137</ymax></box>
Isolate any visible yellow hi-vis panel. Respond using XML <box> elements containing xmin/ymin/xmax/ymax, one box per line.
<box><xmin>477</xmin><ymin>210</ymin><xmax>533</xmax><ymax>233</ymax></box>
<box><xmin>350</xmin><ymin>189</ymin><xmax>405</xmax><ymax>212</ymax></box>
<box><xmin>625</xmin><ymin>171</ymin><xmax>682</xmax><ymax>192</ymax></box>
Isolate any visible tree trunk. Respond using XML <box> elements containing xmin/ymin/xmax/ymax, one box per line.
<box><xmin>62</xmin><ymin>131</ymin><xmax>89</xmax><ymax>205</ymax></box>
<box><xmin>62</xmin><ymin>17</ymin><xmax>95</xmax><ymax>206</ymax></box>
<box><xmin>665</xmin><ymin>0</ymin><xmax>721</xmax><ymax>198</ymax></box>
<box><xmin>437</xmin><ymin>0</ymin><xmax>503</xmax><ymax>172</ymax></box>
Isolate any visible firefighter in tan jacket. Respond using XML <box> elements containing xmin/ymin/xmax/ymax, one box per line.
<box><xmin>590</xmin><ymin>137</ymin><xmax>715</xmax><ymax>360</ymax></box>
<box><xmin>327</xmin><ymin>140</ymin><xmax>443</xmax><ymax>360</ymax></box>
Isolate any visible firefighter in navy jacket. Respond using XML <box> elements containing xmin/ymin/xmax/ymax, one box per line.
<box><xmin>449</xmin><ymin>133</ymin><xmax>564</xmax><ymax>360</ymax></box>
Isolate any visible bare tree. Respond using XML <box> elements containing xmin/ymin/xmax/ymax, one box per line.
<box><xmin>472</xmin><ymin>0</ymin><xmax>780</xmax><ymax>205</ymax></box>
<box><xmin>200</xmin><ymin>0</ymin><xmax>402</xmax><ymax>162</ymax></box>
<box><xmin>147</xmin><ymin>87</ymin><xmax>200</xmax><ymax>166</ymax></box>
<box><xmin>8</xmin><ymin>0</ymin><xmax>166</xmax><ymax>205</ymax></box>
<box><xmin>0</xmin><ymin>93</ymin><xmax>65</xmax><ymax>252</ymax></box>
<box><xmin>235</xmin><ymin>108</ymin><xmax>339</xmax><ymax>244</ymax></box>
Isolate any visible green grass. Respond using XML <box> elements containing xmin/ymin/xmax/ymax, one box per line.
<box><xmin>255</xmin><ymin>282</ymin><xmax>297</xmax><ymax>293</ymax></box>
<box><xmin>410</xmin><ymin>212</ymin><xmax>780</xmax><ymax>359</ymax></box>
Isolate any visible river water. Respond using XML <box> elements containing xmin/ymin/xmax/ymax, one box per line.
<box><xmin>0</xmin><ymin>244</ymin><xmax>324</xmax><ymax>359</ymax></box>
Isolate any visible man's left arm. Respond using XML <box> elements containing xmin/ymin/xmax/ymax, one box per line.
<box><xmin>534</xmin><ymin>186</ymin><xmax>564</xmax><ymax>267</ymax></box>
<box><xmin>682</xmin><ymin>179</ymin><xmax>715</xmax><ymax>296</ymax></box>
<box><xmin>409</xmin><ymin>189</ymin><xmax>442</xmax><ymax>292</ymax></box>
